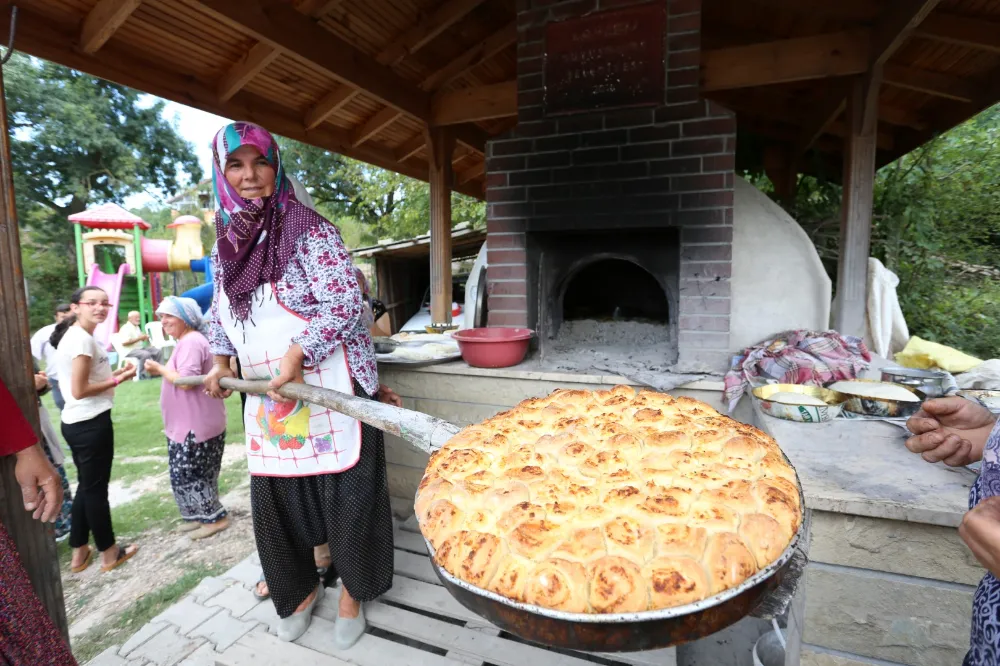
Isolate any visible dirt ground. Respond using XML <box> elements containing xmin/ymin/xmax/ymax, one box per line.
<box><xmin>63</xmin><ymin>445</ymin><xmax>256</xmax><ymax>641</ymax></box>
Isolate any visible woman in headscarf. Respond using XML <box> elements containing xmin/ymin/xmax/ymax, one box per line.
<box><xmin>145</xmin><ymin>296</ymin><xmax>229</xmax><ymax>541</ymax></box>
<box><xmin>0</xmin><ymin>375</ymin><xmax>77</xmax><ymax>665</ymax></box>
<box><xmin>203</xmin><ymin>121</ymin><xmax>395</xmax><ymax>646</ymax></box>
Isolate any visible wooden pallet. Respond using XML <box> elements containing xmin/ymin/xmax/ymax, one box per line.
<box><xmin>321</xmin><ymin>518</ymin><xmax>679</xmax><ymax>666</ymax></box>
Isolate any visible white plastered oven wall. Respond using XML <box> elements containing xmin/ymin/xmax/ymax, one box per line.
<box><xmin>729</xmin><ymin>177</ymin><xmax>832</xmax><ymax>353</ymax></box>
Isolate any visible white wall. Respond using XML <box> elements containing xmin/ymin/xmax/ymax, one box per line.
<box><xmin>730</xmin><ymin>177</ymin><xmax>832</xmax><ymax>352</ymax></box>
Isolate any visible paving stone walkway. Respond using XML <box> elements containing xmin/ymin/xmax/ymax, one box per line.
<box><xmin>85</xmin><ymin>520</ymin><xmax>678</xmax><ymax>666</ymax></box>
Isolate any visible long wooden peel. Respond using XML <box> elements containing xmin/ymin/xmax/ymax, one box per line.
<box><xmin>174</xmin><ymin>375</ymin><xmax>460</xmax><ymax>454</ymax></box>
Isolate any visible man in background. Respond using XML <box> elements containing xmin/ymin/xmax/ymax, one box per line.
<box><xmin>118</xmin><ymin>310</ymin><xmax>163</xmax><ymax>379</ymax></box>
<box><xmin>30</xmin><ymin>303</ymin><xmax>70</xmax><ymax>409</ymax></box>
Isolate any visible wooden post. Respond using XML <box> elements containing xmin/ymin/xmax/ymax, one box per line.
<box><xmin>762</xmin><ymin>144</ymin><xmax>798</xmax><ymax>205</ymax></box>
<box><xmin>0</xmin><ymin>65</ymin><xmax>70</xmax><ymax>639</ymax></box>
<box><xmin>833</xmin><ymin>67</ymin><xmax>882</xmax><ymax>337</ymax></box>
<box><xmin>426</xmin><ymin>126</ymin><xmax>454</xmax><ymax>326</ymax></box>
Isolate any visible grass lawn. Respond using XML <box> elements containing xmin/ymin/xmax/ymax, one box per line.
<box><xmin>41</xmin><ymin>378</ymin><xmax>246</xmax><ymax>486</ymax></box>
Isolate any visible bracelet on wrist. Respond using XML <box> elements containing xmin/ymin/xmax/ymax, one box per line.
<box><xmin>112</xmin><ymin>375</ymin><xmax>121</xmax><ymax>387</ymax></box>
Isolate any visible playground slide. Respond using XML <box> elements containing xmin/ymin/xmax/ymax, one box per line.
<box><xmin>87</xmin><ymin>263</ymin><xmax>131</xmax><ymax>350</ymax></box>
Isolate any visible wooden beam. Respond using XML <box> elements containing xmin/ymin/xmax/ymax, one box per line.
<box><xmin>395</xmin><ymin>133</ymin><xmax>426</xmax><ymax>162</ymax></box>
<box><xmin>914</xmin><ymin>13</ymin><xmax>1000</xmax><ymax>54</ymax></box>
<box><xmin>883</xmin><ymin>63</ymin><xmax>975</xmax><ymax>101</ymax></box>
<box><xmin>192</xmin><ymin>0</ymin><xmax>430</xmax><ymax>120</ymax></box>
<box><xmin>303</xmin><ymin>85</ymin><xmax>359</xmax><ymax>130</ymax></box>
<box><xmin>0</xmin><ymin>9</ymin><xmax>487</xmax><ymax>200</ymax></box>
<box><xmin>214</xmin><ymin>0</ymin><xmax>343</xmax><ymax>102</ymax></box>
<box><xmin>0</xmin><ymin>64</ymin><xmax>69</xmax><ymax>639</ymax></box>
<box><xmin>79</xmin><ymin>0</ymin><xmax>143</xmax><ymax>54</ymax></box>
<box><xmin>427</xmin><ymin>127</ymin><xmax>455</xmax><ymax>325</ymax></box>
<box><xmin>376</xmin><ymin>0</ymin><xmax>485</xmax><ymax>66</ymax></box>
<box><xmin>216</xmin><ymin>41</ymin><xmax>280</xmax><ymax>102</ymax></box>
<box><xmin>869</xmin><ymin>0</ymin><xmax>942</xmax><ymax>67</ymax></box>
<box><xmin>834</xmin><ymin>68</ymin><xmax>882</xmax><ymax>337</ymax></box>
<box><xmin>431</xmin><ymin>80</ymin><xmax>516</xmax><ymax>125</ymax></box>
<box><xmin>352</xmin><ymin>107</ymin><xmax>403</xmax><ymax>147</ymax></box>
<box><xmin>793</xmin><ymin>0</ymin><xmax>937</xmax><ymax>154</ymax></box>
<box><xmin>420</xmin><ymin>20</ymin><xmax>516</xmax><ymax>91</ymax></box>
<box><xmin>702</xmin><ymin>31</ymin><xmax>870</xmax><ymax>91</ymax></box>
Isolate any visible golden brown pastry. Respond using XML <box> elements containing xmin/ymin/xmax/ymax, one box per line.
<box><xmin>417</xmin><ymin>387</ymin><xmax>801</xmax><ymax>614</ymax></box>
<box><xmin>644</xmin><ymin>557</ymin><xmax>710</xmax><ymax>608</ymax></box>
<box><xmin>588</xmin><ymin>556</ymin><xmax>648</xmax><ymax>613</ymax></box>
<box><xmin>524</xmin><ymin>558</ymin><xmax>590</xmax><ymax>612</ymax></box>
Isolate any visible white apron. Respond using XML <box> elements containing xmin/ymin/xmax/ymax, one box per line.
<box><xmin>219</xmin><ymin>283</ymin><xmax>362</xmax><ymax>477</ymax></box>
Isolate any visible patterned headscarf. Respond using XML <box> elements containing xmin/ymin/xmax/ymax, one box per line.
<box><xmin>211</xmin><ymin>121</ymin><xmax>320</xmax><ymax>322</ymax></box>
<box><xmin>156</xmin><ymin>296</ymin><xmax>208</xmax><ymax>335</ymax></box>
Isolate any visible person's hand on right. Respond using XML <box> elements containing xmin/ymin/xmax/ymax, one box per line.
<box><xmin>205</xmin><ymin>362</ymin><xmax>235</xmax><ymax>399</ymax></box>
<box><xmin>906</xmin><ymin>397</ymin><xmax>996</xmax><ymax>467</ymax></box>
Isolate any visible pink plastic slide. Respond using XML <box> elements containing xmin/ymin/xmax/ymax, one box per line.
<box><xmin>86</xmin><ymin>263</ymin><xmax>131</xmax><ymax>350</ymax></box>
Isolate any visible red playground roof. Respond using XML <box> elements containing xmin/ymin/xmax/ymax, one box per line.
<box><xmin>68</xmin><ymin>202</ymin><xmax>151</xmax><ymax>230</ymax></box>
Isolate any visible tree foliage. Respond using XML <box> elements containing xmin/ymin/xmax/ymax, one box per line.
<box><xmin>7</xmin><ymin>55</ymin><xmax>202</xmax><ymax>328</ymax></box>
<box><xmin>279</xmin><ymin>138</ymin><xmax>485</xmax><ymax>246</ymax></box>
<box><xmin>751</xmin><ymin>104</ymin><xmax>1000</xmax><ymax>359</ymax></box>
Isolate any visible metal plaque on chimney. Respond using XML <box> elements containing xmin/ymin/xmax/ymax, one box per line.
<box><xmin>544</xmin><ymin>3</ymin><xmax>666</xmax><ymax>116</ymax></box>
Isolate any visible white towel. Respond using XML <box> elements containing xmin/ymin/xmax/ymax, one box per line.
<box><xmin>865</xmin><ymin>257</ymin><xmax>909</xmax><ymax>359</ymax></box>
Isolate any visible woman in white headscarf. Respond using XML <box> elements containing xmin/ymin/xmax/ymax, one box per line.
<box><xmin>145</xmin><ymin>296</ymin><xmax>230</xmax><ymax>540</ymax></box>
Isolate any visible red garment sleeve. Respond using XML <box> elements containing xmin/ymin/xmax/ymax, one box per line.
<box><xmin>0</xmin><ymin>377</ymin><xmax>38</xmax><ymax>457</ymax></box>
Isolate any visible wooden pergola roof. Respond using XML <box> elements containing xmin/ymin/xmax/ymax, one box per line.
<box><xmin>4</xmin><ymin>0</ymin><xmax>1000</xmax><ymax>198</ymax></box>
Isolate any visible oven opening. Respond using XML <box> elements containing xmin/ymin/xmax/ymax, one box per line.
<box><xmin>562</xmin><ymin>258</ymin><xmax>670</xmax><ymax>324</ymax></box>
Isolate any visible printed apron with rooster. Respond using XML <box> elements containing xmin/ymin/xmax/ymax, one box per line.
<box><xmin>219</xmin><ymin>283</ymin><xmax>362</xmax><ymax>477</ymax></box>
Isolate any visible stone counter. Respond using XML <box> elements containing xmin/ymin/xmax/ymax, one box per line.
<box><xmin>752</xmin><ymin>406</ymin><xmax>980</xmax><ymax>666</ymax></box>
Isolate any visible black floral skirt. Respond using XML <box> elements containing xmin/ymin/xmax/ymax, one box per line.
<box><xmin>167</xmin><ymin>431</ymin><xmax>227</xmax><ymax>524</ymax></box>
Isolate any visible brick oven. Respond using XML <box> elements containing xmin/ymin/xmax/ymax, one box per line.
<box><xmin>485</xmin><ymin>0</ymin><xmax>735</xmax><ymax>371</ymax></box>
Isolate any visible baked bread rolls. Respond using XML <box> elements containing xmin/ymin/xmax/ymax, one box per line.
<box><xmin>416</xmin><ymin>386</ymin><xmax>801</xmax><ymax>614</ymax></box>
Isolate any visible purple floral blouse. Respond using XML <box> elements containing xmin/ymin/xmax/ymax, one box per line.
<box><xmin>208</xmin><ymin>222</ymin><xmax>379</xmax><ymax>397</ymax></box>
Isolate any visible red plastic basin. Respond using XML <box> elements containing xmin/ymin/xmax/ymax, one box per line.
<box><xmin>452</xmin><ymin>327</ymin><xmax>534</xmax><ymax>368</ymax></box>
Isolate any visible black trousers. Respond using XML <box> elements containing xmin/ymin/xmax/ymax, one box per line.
<box><xmin>61</xmin><ymin>410</ymin><xmax>116</xmax><ymax>551</ymax></box>
<box><xmin>251</xmin><ymin>382</ymin><xmax>394</xmax><ymax>618</ymax></box>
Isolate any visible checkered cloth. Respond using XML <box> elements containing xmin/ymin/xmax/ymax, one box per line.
<box><xmin>724</xmin><ymin>330</ymin><xmax>871</xmax><ymax>412</ymax></box>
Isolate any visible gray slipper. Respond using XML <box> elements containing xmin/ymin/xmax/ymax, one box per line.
<box><xmin>253</xmin><ymin>573</ymin><xmax>270</xmax><ymax>601</ymax></box>
<box><xmin>334</xmin><ymin>603</ymin><xmax>366</xmax><ymax>650</ymax></box>
<box><xmin>277</xmin><ymin>583</ymin><xmax>323</xmax><ymax>642</ymax></box>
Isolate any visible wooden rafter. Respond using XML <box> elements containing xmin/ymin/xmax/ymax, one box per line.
<box><xmin>395</xmin><ymin>134</ymin><xmax>426</xmax><ymax>163</ymax></box>
<box><xmin>431</xmin><ymin>81</ymin><xmax>516</xmax><ymax>125</ymax></box>
<box><xmin>0</xmin><ymin>8</ymin><xmax>487</xmax><ymax>199</ymax></box>
<box><xmin>869</xmin><ymin>0</ymin><xmax>942</xmax><ymax>67</ymax></box>
<box><xmin>739</xmin><ymin>0</ymin><xmax>878</xmax><ymax>21</ymax></box>
<box><xmin>419</xmin><ymin>20</ymin><xmax>516</xmax><ymax>91</ymax></box>
<box><xmin>193</xmin><ymin>0</ymin><xmax>428</xmax><ymax>120</ymax></box>
<box><xmin>376</xmin><ymin>0</ymin><xmax>485</xmax><ymax>67</ymax></box>
<box><xmin>304</xmin><ymin>85</ymin><xmax>359</xmax><ymax>130</ymax></box>
<box><xmin>457</xmin><ymin>161</ymin><xmax>485</xmax><ymax>185</ymax></box>
<box><xmin>352</xmin><ymin>107</ymin><xmax>404</xmax><ymax>147</ymax></box>
<box><xmin>788</xmin><ymin>0</ymin><xmax>939</xmax><ymax>154</ymax></box>
<box><xmin>883</xmin><ymin>63</ymin><xmax>975</xmax><ymax>102</ymax></box>
<box><xmin>212</xmin><ymin>0</ymin><xmax>349</xmax><ymax>107</ymax></box>
<box><xmin>79</xmin><ymin>0</ymin><xmax>143</xmax><ymax>54</ymax></box>
<box><xmin>914</xmin><ymin>13</ymin><xmax>1000</xmax><ymax>54</ymax></box>
<box><xmin>216</xmin><ymin>42</ymin><xmax>280</xmax><ymax>102</ymax></box>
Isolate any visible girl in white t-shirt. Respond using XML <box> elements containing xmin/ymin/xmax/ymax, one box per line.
<box><xmin>50</xmin><ymin>286</ymin><xmax>138</xmax><ymax>574</ymax></box>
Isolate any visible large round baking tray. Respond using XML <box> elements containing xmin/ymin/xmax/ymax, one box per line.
<box><xmin>414</xmin><ymin>472</ymin><xmax>805</xmax><ymax>652</ymax></box>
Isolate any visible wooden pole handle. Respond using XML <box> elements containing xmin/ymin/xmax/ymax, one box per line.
<box><xmin>174</xmin><ymin>375</ymin><xmax>459</xmax><ymax>454</ymax></box>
